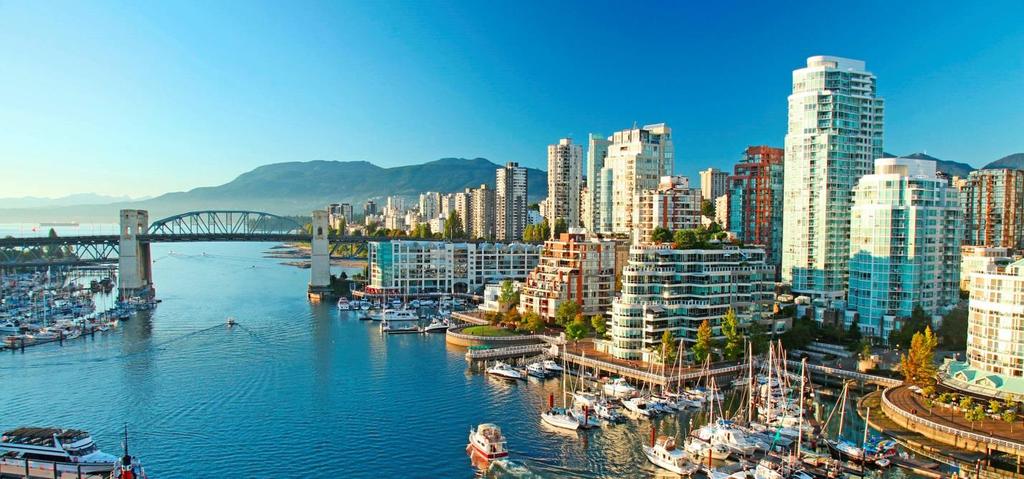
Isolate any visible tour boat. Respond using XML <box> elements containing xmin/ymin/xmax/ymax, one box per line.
<box><xmin>421</xmin><ymin>318</ymin><xmax>449</xmax><ymax>333</ymax></box>
<box><xmin>541</xmin><ymin>359</ymin><xmax>564</xmax><ymax>374</ymax></box>
<box><xmin>336</xmin><ymin>298</ymin><xmax>350</xmax><ymax>310</ymax></box>
<box><xmin>642</xmin><ymin>435</ymin><xmax>699</xmax><ymax>476</ymax></box>
<box><xmin>110</xmin><ymin>426</ymin><xmax>147</xmax><ymax>479</ymax></box>
<box><xmin>467</xmin><ymin>423</ymin><xmax>508</xmax><ymax>459</ymax></box>
<box><xmin>486</xmin><ymin>361</ymin><xmax>523</xmax><ymax>380</ymax></box>
<box><xmin>380</xmin><ymin>320</ymin><xmax>419</xmax><ymax>334</ymax></box>
<box><xmin>525</xmin><ymin>362</ymin><xmax>549</xmax><ymax>378</ymax></box>
<box><xmin>540</xmin><ymin>407</ymin><xmax>580</xmax><ymax>430</ymax></box>
<box><xmin>0</xmin><ymin>427</ymin><xmax>118</xmax><ymax>474</ymax></box>
<box><xmin>602</xmin><ymin>377</ymin><xmax>636</xmax><ymax>398</ymax></box>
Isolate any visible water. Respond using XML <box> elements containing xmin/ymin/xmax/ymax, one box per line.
<box><xmin>0</xmin><ymin>239</ymin><xmax>931</xmax><ymax>478</ymax></box>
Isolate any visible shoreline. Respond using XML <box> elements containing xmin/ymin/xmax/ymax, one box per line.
<box><xmin>263</xmin><ymin>243</ymin><xmax>366</xmax><ymax>270</ymax></box>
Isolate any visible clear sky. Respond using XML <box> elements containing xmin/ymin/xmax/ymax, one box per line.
<box><xmin>1</xmin><ymin>0</ymin><xmax>1022</xmax><ymax>198</ymax></box>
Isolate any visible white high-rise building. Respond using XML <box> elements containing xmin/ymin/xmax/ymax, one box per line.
<box><xmin>547</xmin><ymin>138</ymin><xmax>583</xmax><ymax>229</ymax></box>
<box><xmin>419</xmin><ymin>192</ymin><xmax>441</xmax><ymax>221</ymax></box>
<box><xmin>781</xmin><ymin>56</ymin><xmax>884</xmax><ymax>300</ymax></box>
<box><xmin>596</xmin><ymin>124</ymin><xmax>674</xmax><ymax>236</ymax></box>
<box><xmin>471</xmin><ymin>184</ymin><xmax>495</xmax><ymax>240</ymax></box>
<box><xmin>454</xmin><ymin>189</ymin><xmax>474</xmax><ymax>238</ymax></box>
<box><xmin>585</xmin><ymin>133</ymin><xmax>611</xmax><ymax>231</ymax></box>
<box><xmin>699</xmin><ymin>168</ymin><xmax>728</xmax><ymax>202</ymax></box>
<box><xmin>496</xmin><ymin>162</ymin><xmax>528</xmax><ymax>241</ymax></box>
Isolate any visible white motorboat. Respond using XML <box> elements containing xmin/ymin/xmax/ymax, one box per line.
<box><xmin>360</xmin><ymin>302</ymin><xmax>371</xmax><ymax>311</ymax></box>
<box><xmin>486</xmin><ymin>361</ymin><xmax>523</xmax><ymax>380</ymax></box>
<box><xmin>593</xmin><ymin>401</ymin><xmax>625</xmax><ymax>423</ymax></box>
<box><xmin>0</xmin><ymin>427</ymin><xmax>118</xmax><ymax>474</ymax></box>
<box><xmin>380</xmin><ymin>320</ymin><xmax>419</xmax><ymax>334</ymax></box>
<box><xmin>0</xmin><ymin>321</ymin><xmax>20</xmax><ymax>334</ymax></box>
<box><xmin>336</xmin><ymin>298</ymin><xmax>350</xmax><ymax>310</ymax></box>
<box><xmin>602</xmin><ymin>377</ymin><xmax>636</xmax><ymax>398</ymax></box>
<box><xmin>684</xmin><ymin>438</ymin><xmax>731</xmax><ymax>460</ymax></box>
<box><xmin>381</xmin><ymin>308</ymin><xmax>419</xmax><ymax>322</ymax></box>
<box><xmin>694</xmin><ymin>421</ymin><xmax>763</xmax><ymax>455</ymax></box>
<box><xmin>541</xmin><ymin>359</ymin><xmax>564</xmax><ymax>373</ymax></box>
<box><xmin>467</xmin><ymin>423</ymin><xmax>509</xmax><ymax>459</ymax></box>
<box><xmin>567</xmin><ymin>407</ymin><xmax>601</xmax><ymax>429</ymax></box>
<box><xmin>421</xmin><ymin>318</ymin><xmax>449</xmax><ymax>333</ymax></box>
<box><xmin>622</xmin><ymin>396</ymin><xmax>655</xmax><ymax>418</ymax></box>
<box><xmin>526</xmin><ymin>362</ymin><xmax>549</xmax><ymax>378</ymax></box>
<box><xmin>642</xmin><ymin>435</ymin><xmax>699</xmax><ymax>476</ymax></box>
<box><xmin>540</xmin><ymin>407</ymin><xmax>580</xmax><ymax>430</ymax></box>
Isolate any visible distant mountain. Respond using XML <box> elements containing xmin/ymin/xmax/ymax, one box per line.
<box><xmin>0</xmin><ymin>158</ymin><xmax>548</xmax><ymax>222</ymax></box>
<box><xmin>0</xmin><ymin>193</ymin><xmax>140</xmax><ymax>209</ymax></box>
<box><xmin>901</xmin><ymin>152</ymin><xmax>976</xmax><ymax>178</ymax></box>
<box><xmin>982</xmin><ymin>153</ymin><xmax>1024</xmax><ymax>170</ymax></box>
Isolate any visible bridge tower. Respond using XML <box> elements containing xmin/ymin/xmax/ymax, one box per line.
<box><xmin>119</xmin><ymin>209</ymin><xmax>153</xmax><ymax>298</ymax></box>
<box><xmin>308</xmin><ymin>209</ymin><xmax>332</xmax><ymax>298</ymax></box>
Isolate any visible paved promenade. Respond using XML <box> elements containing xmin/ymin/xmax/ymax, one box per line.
<box><xmin>888</xmin><ymin>386</ymin><xmax>1024</xmax><ymax>445</ymax></box>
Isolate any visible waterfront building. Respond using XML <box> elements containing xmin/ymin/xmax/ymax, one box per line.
<box><xmin>367</xmin><ymin>240</ymin><xmax>541</xmax><ymax>295</ymax></box>
<box><xmin>586</xmin><ymin>133</ymin><xmax>611</xmax><ymax>232</ymax></box>
<box><xmin>596</xmin><ymin>123</ymin><xmax>674</xmax><ymax>235</ymax></box>
<box><xmin>599</xmin><ymin>244</ymin><xmax>776</xmax><ymax>361</ymax></box>
<box><xmin>728</xmin><ymin>146</ymin><xmax>785</xmax><ymax>268</ymax></box>
<box><xmin>364</xmin><ymin>199</ymin><xmax>378</xmax><ymax>217</ymax></box>
<box><xmin>699</xmin><ymin>168</ymin><xmax>728</xmax><ymax>202</ymax></box>
<box><xmin>520</xmin><ymin>230</ymin><xmax>616</xmax><ymax>322</ymax></box>
<box><xmin>960</xmin><ymin>245</ymin><xmax>1014</xmax><ymax>292</ymax></box>
<box><xmin>781</xmin><ymin>55</ymin><xmax>884</xmax><ymax>300</ymax></box>
<box><xmin>546</xmin><ymin>138</ymin><xmax>583</xmax><ymax>228</ymax></box>
<box><xmin>631</xmin><ymin>176</ymin><xmax>701</xmax><ymax>243</ymax></box>
<box><xmin>961</xmin><ymin>168</ymin><xmax>1024</xmax><ymax>249</ymax></box>
<box><xmin>846</xmin><ymin>158</ymin><xmax>962</xmax><ymax>340</ymax></box>
<box><xmin>943</xmin><ymin>259</ymin><xmax>1024</xmax><ymax>401</ymax></box>
<box><xmin>471</xmin><ymin>184</ymin><xmax>496</xmax><ymax>240</ymax></box>
<box><xmin>496</xmin><ymin>161</ymin><xmax>528</xmax><ymax>241</ymax></box>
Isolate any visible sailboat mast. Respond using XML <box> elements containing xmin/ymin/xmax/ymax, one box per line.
<box><xmin>797</xmin><ymin>357</ymin><xmax>806</xmax><ymax>459</ymax></box>
<box><xmin>747</xmin><ymin>340</ymin><xmax>754</xmax><ymax>425</ymax></box>
<box><xmin>838</xmin><ymin>382</ymin><xmax>848</xmax><ymax>439</ymax></box>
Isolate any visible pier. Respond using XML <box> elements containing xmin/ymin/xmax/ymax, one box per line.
<box><xmin>0</xmin><ymin>459</ymin><xmax>107</xmax><ymax>479</ymax></box>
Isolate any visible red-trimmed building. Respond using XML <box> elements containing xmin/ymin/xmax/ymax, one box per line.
<box><xmin>520</xmin><ymin>231</ymin><xmax>616</xmax><ymax>321</ymax></box>
<box><xmin>728</xmin><ymin>146</ymin><xmax>784</xmax><ymax>271</ymax></box>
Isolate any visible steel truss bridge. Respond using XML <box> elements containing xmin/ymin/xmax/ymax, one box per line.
<box><xmin>0</xmin><ymin>210</ymin><xmax>375</xmax><ymax>267</ymax></box>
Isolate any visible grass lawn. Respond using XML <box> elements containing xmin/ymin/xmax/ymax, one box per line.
<box><xmin>462</xmin><ymin>325</ymin><xmax>518</xmax><ymax>337</ymax></box>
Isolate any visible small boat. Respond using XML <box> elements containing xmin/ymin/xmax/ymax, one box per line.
<box><xmin>567</xmin><ymin>407</ymin><xmax>601</xmax><ymax>429</ymax></box>
<box><xmin>0</xmin><ymin>427</ymin><xmax>118</xmax><ymax>474</ymax></box>
<box><xmin>593</xmin><ymin>401</ymin><xmax>625</xmax><ymax>423</ymax></box>
<box><xmin>684</xmin><ymin>438</ymin><xmax>731</xmax><ymax>460</ymax></box>
<box><xmin>226</xmin><ymin>317</ymin><xmax>237</xmax><ymax>327</ymax></box>
<box><xmin>467</xmin><ymin>423</ymin><xmax>509</xmax><ymax>459</ymax></box>
<box><xmin>421</xmin><ymin>318</ymin><xmax>450</xmax><ymax>333</ymax></box>
<box><xmin>336</xmin><ymin>298</ymin><xmax>350</xmax><ymax>310</ymax></box>
<box><xmin>486</xmin><ymin>361</ymin><xmax>523</xmax><ymax>380</ymax></box>
<box><xmin>602</xmin><ymin>377</ymin><xmax>636</xmax><ymax>398</ymax></box>
<box><xmin>642</xmin><ymin>435</ymin><xmax>699</xmax><ymax>476</ymax></box>
<box><xmin>0</xmin><ymin>320</ymin><xmax>20</xmax><ymax>334</ymax></box>
<box><xmin>111</xmin><ymin>425</ymin><xmax>147</xmax><ymax>479</ymax></box>
<box><xmin>525</xmin><ymin>362</ymin><xmax>549</xmax><ymax>378</ymax></box>
<box><xmin>381</xmin><ymin>308</ymin><xmax>418</xmax><ymax>322</ymax></box>
<box><xmin>540</xmin><ymin>407</ymin><xmax>580</xmax><ymax>430</ymax></box>
<box><xmin>360</xmin><ymin>302</ymin><xmax>371</xmax><ymax>311</ymax></box>
<box><xmin>380</xmin><ymin>320</ymin><xmax>419</xmax><ymax>334</ymax></box>
<box><xmin>541</xmin><ymin>359</ymin><xmax>564</xmax><ymax>374</ymax></box>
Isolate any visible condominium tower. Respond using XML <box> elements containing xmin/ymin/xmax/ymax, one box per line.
<box><xmin>781</xmin><ymin>56</ymin><xmax>885</xmax><ymax>300</ymax></box>
<box><xmin>471</xmin><ymin>184</ymin><xmax>496</xmax><ymax>240</ymax></box>
<box><xmin>520</xmin><ymin>230</ymin><xmax>616</xmax><ymax>321</ymax></box>
<box><xmin>699</xmin><ymin>168</ymin><xmax>729</xmax><ymax>202</ymax></box>
<box><xmin>496</xmin><ymin>162</ymin><xmax>528</xmax><ymax>241</ymax></box>
<box><xmin>632</xmin><ymin>176</ymin><xmax>702</xmax><ymax>243</ymax></box>
<box><xmin>546</xmin><ymin>138</ymin><xmax>583</xmax><ymax>229</ymax></box>
<box><xmin>728</xmin><ymin>146</ymin><xmax>785</xmax><ymax>268</ymax></box>
<box><xmin>960</xmin><ymin>169</ymin><xmax>1024</xmax><ymax>249</ymax></box>
<box><xmin>846</xmin><ymin>158</ymin><xmax>962</xmax><ymax>340</ymax></box>
<box><xmin>585</xmin><ymin>133</ymin><xmax>611</xmax><ymax>231</ymax></box>
<box><xmin>596</xmin><ymin>123</ymin><xmax>674</xmax><ymax>235</ymax></box>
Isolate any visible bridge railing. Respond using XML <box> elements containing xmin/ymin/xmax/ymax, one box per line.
<box><xmin>881</xmin><ymin>386</ymin><xmax>1024</xmax><ymax>452</ymax></box>
<box><xmin>787</xmin><ymin>360</ymin><xmax>902</xmax><ymax>387</ymax></box>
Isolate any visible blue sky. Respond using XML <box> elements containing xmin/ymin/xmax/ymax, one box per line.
<box><xmin>1</xmin><ymin>1</ymin><xmax>1022</xmax><ymax>198</ymax></box>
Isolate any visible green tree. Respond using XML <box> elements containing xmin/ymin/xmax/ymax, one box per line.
<box><xmin>1004</xmin><ymin>409</ymin><xmax>1018</xmax><ymax>433</ymax></box>
<box><xmin>890</xmin><ymin>305</ymin><xmax>932</xmax><ymax>348</ymax></box>
<box><xmin>721</xmin><ymin>308</ymin><xmax>742</xmax><ymax>360</ymax></box>
<box><xmin>692</xmin><ymin>319</ymin><xmax>713</xmax><ymax>364</ymax></box>
<box><xmin>990</xmin><ymin>399</ymin><xmax>1003</xmax><ymax>415</ymax></box>
<box><xmin>899</xmin><ymin>326</ymin><xmax>938</xmax><ymax>386</ymax></box>
<box><xmin>673</xmin><ymin>229</ymin><xmax>698</xmax><ymax>249</ymax></box>
<box><xmin>960</xmin><ymin>396</ymin><xmax>974</xmax><ymax>412</ymax></box>
<box><xmin>938</xmin><ymin>306</ymin><xmax>968</xmax><ymax>350</ymax></box>
<box><xmin>554</xmin><ymin>218</ymin><xmax>568</xmax><ymax>236</ymax></box>
<box><xmin>565</xmin><ymin>316</ymin><xmax>589</xmax><ymax>342</ymax></box>
<box><xmin>44</xmin><ymin>228</ymin><xmax>64</xmax><ymax>258</ymax></box>
<box><xmin>444</xmin><ymin>211</ymin><xmax>465</xmax><ymax>239</ymax></box>
<box><xmin>966</xmin><ymin>405</ymin><xmax>986</xmax><ymax>430</ymax></box>
<box><xmin>848</xmin><ymin>317</ymin><xmax>862</xmax><ymax>342</ymax></box>
<box><xmin>701</xmin><ymin>198</ymin><xmax>715</xmax><ymax>218</ymax></box>
<box><xmin>498</xmin><ymin>280</ymin><xmax>519</xmax><ymax>308</ymax></box>
<box><xmin>590</xmin><ymin>315</ymin><xmax>607</xmax><ymax>336</ymax></box>
<box><xmin>747</xmin><ymin>321</ymin><xmax>769</xmax><ymax>355</ymax></box>
<box><xmin>554</xmin><ymin>300</ymin><xmax>581</xmax><ymax>326</ymax></box>
<box><xmin>650</xmin><ymin>227</ymin><xmax>673</xmax><ymax>243</ymax></box>
<box><xmin>660</xmin><ymin>330</ymin><xmax>678</xmax><ymax>365</ymax></box>
<box><xmin>520</xmin><ymin>311</ymin><xmax>545</xmax><ymax>333</ymax></box>
<box><xmin>781</xmin><ymin>317</ymin><xmax>817</xmax><ymax>350</ymax></box>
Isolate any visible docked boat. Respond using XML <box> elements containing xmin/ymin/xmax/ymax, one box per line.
<box><xmin>486</xmin><ymin>361</ymin><xmax>523</xmax><ymax>380</ymax></box>
<box><xmin>467</xmin><ymin>423</ymin><xmax>509</xmax><ymax>459</ymax></box>
<box><xmin>642</xmin><ymin>435</ymin><xmax>699</xmax><ymax>476</ymax></box>
<box><xmin>684</xmin><ymin>438</ymin><xmax>731</xmax><ymax>460</ymax></box>
<box><xmin>525</xmin><ymin>362</ymin><xmax>549</xmax><ymax>378</ymax></box>
<box><xmin>0</xmin><ymin>427</ymin><xmax>118</xmax><ymax>474</ymax></box>
<box><xmin>421</xmin><ymin>317</ymin><xmax>449</xmax><ymax>333</ymax></box>
<box><xmin>0</xmin><ymin>320</ymin><xmax>20</xmax><ymax>334</ymax></box>
<box><xmin>622</xmin><ymin>396</ymin><xmax>655</xmax><ymax>418</ymax></box>
<box><xmin>540</xmin><ymin>407</ymin><xmax>580</xmax><ymax>430</ymax></box>
<box><xmin>336</xmin><ymin>298</ymin><xmax>350</xmax><ymax>310</ymax></box>
<box><xmin>360</xmin><ymin>302</ymin><xmax>371</xmax><ymax>311</ymax></box>
<box><xmin>567</xmin><ymin>407</ymin><xmax>601</xmax><ymax>429</ymax></box>
<box><xmin>380</xmin><ymin>320</ymin><xmax>419</xmax><ymax>334</ymax></box>
<box><xmin>380</xmin><ymin>308</ymin><xmax>418</xmax><ymax>322</ymax></box>
<box><xmin>694</xmin><ymin>421</ymin><xmax>763</xmax><ymax>456</ymax></box>
<box><xmin>602</xmin><ymin>377</ymin><xmax>636</xmax><ymax>398</ymax></box>
<box><xmin>541</xmin><ymin>359</ymin><xmax>564</xmax><ymax>374</ymax></box>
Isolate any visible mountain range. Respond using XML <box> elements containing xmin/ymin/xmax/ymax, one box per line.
<box><xmin>0</xmin><ymin>158</ymin><xmax>548</xmax><ymax>223</ymax></box>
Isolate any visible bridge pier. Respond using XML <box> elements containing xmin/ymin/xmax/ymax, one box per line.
<box><xmin>118</xmin><ymin>209</ymin><xmax>153</xmax><ymax>298</ymax></box>
<box><xmin>308</xmin><ymin>210</ymin><xmax>331</xmax><ymax>299</ymax></box>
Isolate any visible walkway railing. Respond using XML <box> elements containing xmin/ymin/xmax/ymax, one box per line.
<box><xmin>465</xmin><ymin>343</ymin><xmax>553</xmax><ymax>360</ymax></box>
<box><xmin>562</xmin><ymin>351</ymin><xmax>666</xmax><ymax>384</ymax></box>
<box><xmin>881</xmin><ymin>387</ymin><xmax>1024</xmax><ymax>453</ymax></box>
<box><xmin>788</xmin><ymin>360</ymin><xmax>902</xmax><ymax>387</ymax></box>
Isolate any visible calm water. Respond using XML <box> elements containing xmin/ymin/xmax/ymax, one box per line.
<box><xmin>0</xmin><ymin>238</ymin><xmax>928</xmax><ymax>478</ymax></box>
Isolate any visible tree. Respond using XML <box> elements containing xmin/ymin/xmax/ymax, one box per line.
<box><xmin>444</xmin><ymin>211</ymin><xmax>465</xmax><ymax>239</ymax></box>
<box><xmin>565</xmin><ymin>316</ymin><xmax>589</xmax><ymax>342</ymax></box>
<box><xmin>960</xmin><ymin>396</ymin><xmax>974</xmax><ymax>412</ymax></box>
<box><xmin>847</xmin><ymin>317</ymin><xmax>862</xmax><ymax>342</ymax></box>
<box><xmin>938</xmin><ymin>306</ymin><xmax>968</xmax><ymax>350</ymax></box>
<box><xmin>554</xmin><ymin>218</ymin><xmax>568</xmax><ymax>236</ymax></box>
<box><xmin>520</xmin><ymin>311</ymin><xmax>545</xmax><ymax>333</ymax></box>
<box><xmin>673</xmin><ymin>229</ymin><xmax>699</xmax><ymax>249</ymax></box>
<box><xmin>651</xmin><ymin>227</ymin><xmax>673</xmax><ymax>243</ymax></box>
<box><xmin>781</xmin><ymin>317</ymin><xmax>817</xmax><ymax>350</ymax></box>
<box><xmin>590</xmin><ymin>315</ymin><xmax>607</xmax><ymax>336</ymax></box>
<box><xmin>504</xmin><ymin>307</ymin><xmax>521</xmax><ymax>328</ymax></box>
<box><xmin>721</xmin><ymin>308</ymin><xmax>742</xmax><ymax>360</ymax></box>
<box><xmin>990</xmin><ymin>399</ymin><xmax>1003</xmax><ymax>415</ymax></box>
<box><xmin>554</xmin><ymin>300</ymin><xmax>581</xmax><ymax>326</ymax></box>
<box><xmin>1004</xmin><ymin>409</ymin><xmax>1018</xmax><ymax>433</ymax></box>
<box><xmin>747</xmin><ymin>321</ymin><xmax>769</xmax><ymax>355</ymax></box>
<box><xmin>701</xmin><ymin>198</ymin><xmax>715</xmax><ymax>218</ymax></box>
<box><xmin>899</xmin><ymin>326</ymin><xmax>938</xmax><ymax>386</ymax></box>
<box><xmin>966</xmin><ymin>405</ymin><xmax>986</xmax><ymax>430</ymax></box>
<box><xmin>498</xmin><ymin>280</ymin><xmax>519</xmax><ymax>308</ymax></box>
<box><xmin>660</xmin><ymin>330</ymin><xmax>678</xmax><ymax>365</ymax></box>
<box><xmin>692</xmin><ymin>319</ymin><xmax>713</xmax><ymax>364</ymax></box>
<box><xmin>890</xmin><ymin>305</ymin><xmax>932</xmax><ymax>348</ymax></box>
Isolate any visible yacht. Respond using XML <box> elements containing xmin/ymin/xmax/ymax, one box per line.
<box><xmin>381</xmin><ymin>308</ymin><xmax>419</xmax><ymax>322</ymax></box>
<box><xmin>684</xmin><ymin>438</ymin><xmax>731</xmax><ymax>460</ymax></box>
<box><xmin>621</xmin><ymin>396</ymin><xmax>655</xmax><ymax>418</ymax></box>
<box><xmin>694</xmin><ymin>421</ymin><xmax>762</xmax><ymax>456</ymax></box>
<box><xmin>0</xmin><ymin>320</ymin><xmax>20</xmax><ymax>334</ymax></box>
<box><xmin>486</xmin><ymin>362</ymin><xmax>523</xmax><ymax>380</ymax></box>
<box><xmin>525</xmin><ymin>362</ymin><xmax>549</xmax><ymax>378</ymax></box>
<box><xmin>421</xmin><ymin>317</ymin><xmax>449</xmax><ymax>333</ymax></box>
<box><xmin>467</xmin><ymin>423</ymin><xmax>509</xmax><ymax>459</ymax></box>
<box><xmin>540</xmin><ymin>407</ymin><xmax>580</xmax><ymax>430</ymax></box>
<box><xmin>336</xmin><ymin>298</ymin><xmax>350</xmax><ymax>310</ymax></box>
<box><xmin>642</xmin><ymin>435</ymin><xmax>699</xmax><ymax>476</ymax></box>
<box><xmin>541</xmin><ymin>359</ymin><xmax>564</xmax><ymax>374</ymax></box>
<box><xmin>602</xmin><ymin>377</ymin><xmax>636</xmax><ymax>398</ymax></box>
<box><xmin>380</xmin><ymin>320</ymin><xmax>419</xmax><ymax>334</ymax></box>
<box><xmin>0</xmin><ymin>427</ymin><xmax>118</xmax><ymax>474</ymax></box>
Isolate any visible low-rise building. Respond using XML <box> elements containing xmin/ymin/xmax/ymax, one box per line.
<box><xmin>520</xmin><ymin>230</ymin><xmax>616</xmax><ymax>322</ymax></box>
<box><xmin>367</xmin><ymin>240</ymin><xmax>540</xmax><ymax>296</ymax></box>
<box><xmin>598</xmin><ymin>244</ymin><xmax>776</xmax><ymax>361</ymax></box>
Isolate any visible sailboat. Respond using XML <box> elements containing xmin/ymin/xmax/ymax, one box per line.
<box><xmin>541</xmin><ymin>358</ymin><xmax>597</xmax><ymax>429</ymax></box>
<box><xmin>821</xmin><ymin>382</ymin><xmax>897</xmax><ymax>468</ymax></box>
